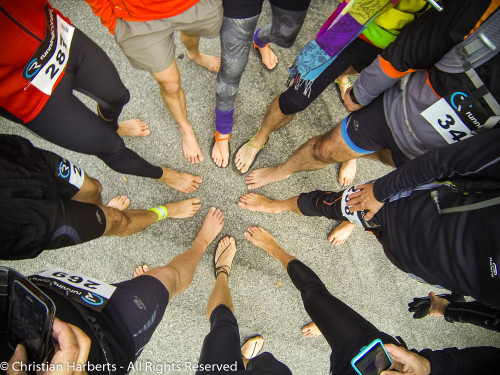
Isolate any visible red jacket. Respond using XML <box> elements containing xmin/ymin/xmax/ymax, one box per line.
<box><xmin>84</xmin><ymin>0</ymin><xmax>200</xmax><ymax>34</ymax></box>
<box><xmin>0</xmin><ymin>0</ymin><xmax>71</xmax><ymax>123</ymax></box>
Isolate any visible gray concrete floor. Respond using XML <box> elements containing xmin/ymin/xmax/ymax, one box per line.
<box><xmin>2</xmin><ymin>1</ymin><xmax>498</xmax><ymax>374</ymax></box>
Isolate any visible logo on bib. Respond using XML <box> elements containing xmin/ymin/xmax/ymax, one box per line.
<box><xmin>490</xmin><ymin>257</ymin><xmax>498</xmax><ymax>278</ymax></box>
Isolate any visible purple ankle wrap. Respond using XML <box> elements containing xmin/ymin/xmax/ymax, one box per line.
<box><xmin>215</xmin><ymin>107</ymin><xmax>234</xmax><ymax>134</ymax></box>
<box><xmin>253</xmin><ymin>27</ymin><xmax>267</xmax><ymax>48</ymax></box>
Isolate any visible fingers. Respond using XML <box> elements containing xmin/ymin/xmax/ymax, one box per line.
<box><xmin>7</xmin><ymin>344</ymin><xmax>28</xmax><ymax>375</ymax></box>
<box><xmin>50</xmin><ymin>318</ymin><xmax>91</xmax><ymax>375</ymax></box>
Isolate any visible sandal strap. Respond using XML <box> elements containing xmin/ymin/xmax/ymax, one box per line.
<box><xmin>215</xmin><ymin>266</ymin><xmax>230</xmax><ymax>278</ymax></box>
<box><xmin>334</xmin><ymin>79</ymin><xmax>350</xmax><ymax>87</ymax></box>
<box><xmin>215</xmin><ymin>131</ymin><xmax>231</xmax><ymax>142</ymax></box>
<box><xmin>214</xmin><ymin>243</ymin><xmax>233</xmax><ymax>277</ymax></box>
<box><xmin>214</xmin><ymin>131</ymin><xmax>231</xmax><ymax>160</ymax></box>
<box><xmin>247</xmin><ymin>128</ymin><xmax>265</xmax><ymax>150</ymax></box>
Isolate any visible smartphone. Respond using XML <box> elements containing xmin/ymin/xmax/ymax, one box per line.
<box><xmin>351</xmin><ymin>339</ymin><xmax>392</xmax><ymax>375</ymax></box>
<box><xmin>7</xmin><ymin>279</ymin><xmax>55</xmax><ymax>364</ymax></box>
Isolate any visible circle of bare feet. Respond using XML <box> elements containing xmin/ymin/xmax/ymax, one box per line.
<box><xmin>5</xmin><ymin>2</ymin><xmax>496</xmax><ymax>375</ymax></box>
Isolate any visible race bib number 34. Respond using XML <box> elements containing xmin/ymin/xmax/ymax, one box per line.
<box><xmin>421</xmin><ymin>87</ymin><xmax>489</xmax><ymax>144</ymax></box>
<box><xmin>31</xmin><ymin>268</ymin><xmax>116</xmax><ymax>312</ymax></box>
<box><xmin>23</xmin><ymin>6</ymin><xmax>74</xmax><ymax>95</ymax></box>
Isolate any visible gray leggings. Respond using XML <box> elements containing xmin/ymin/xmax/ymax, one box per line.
<box><xmin>215</xmin><ymin>4</ymin><xmax>308</xmax><ymax>133</ymax></box>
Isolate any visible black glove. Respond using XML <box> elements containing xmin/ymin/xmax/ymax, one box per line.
<box><xmin>408</xmin><ymin>293</ymin><xmax>465</xmax><ymax>319</ymax></box>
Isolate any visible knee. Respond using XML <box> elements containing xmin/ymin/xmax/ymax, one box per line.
<box><xmin>313</xmin><ymin>136</ymin><xmax>339</xmax><ymax>163</ymax></box>
<box><xmin>219</xmin><ymin>62</ymin><xmax>245</xmax><ymax>82</ymax></box>
<box><xmin>87</xmin><ymin>177</ymin><xmax>102</xmax><ymax>201</ymax></box>
<box><xmin>279</xmin><ymin>90</ymin><xmax>309</xmax><ymax>115</ymax></box>
<box><xmin>157</xmin><ymin>77</ymin><xmax>181</xmax><ymax>95</ymax></box>
<box><xmin>116</xmin><ymin>85</ymin><xmax>130</xmax><ymax>106</ymax></box>
<box><xmin>103</xmin><ymin>208</ymin><xmax>128</xmax><ymax>236</ymax></box>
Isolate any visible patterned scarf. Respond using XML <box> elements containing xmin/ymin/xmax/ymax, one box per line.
<box><xmin>288</xmin><ymin>0</ymin><xmax>400</xmax><ymax>96</ymax></box>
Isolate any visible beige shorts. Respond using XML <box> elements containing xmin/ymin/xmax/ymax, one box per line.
<box><xmin>114</xmin><ymin>0</ymin><xmax>222</xmax><ymax>73</ymax></box>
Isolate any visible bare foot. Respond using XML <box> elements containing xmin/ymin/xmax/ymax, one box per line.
<box><xmin>180</xmin><ymin>126</ymin><xmax>204</xmax><ymax>163</ymax></box>
<box><xmin>159</xmin><ymin>167</ymin><xmax>202</xmax><ymax>193</ymax></box>
<box><xmin>214</xmin><ymin>236</ymin><xmax>237</xmax><ymax>277</ymax></box>
<box><xmin>301</xmin><ymin>322</ymin><xmax>322</xmax><ymax>338</ymax></box>
<box><xmin>188</xmin><ymin>53</ymin><xmax>220</xmax><ymax>73</ymax></box>
<box><xmin>246</xmin><ymin>167</ymin><xmax>289</xmax><ymax>190</ymax></box>
<box><xmin>244</xmin><ymin>227</ymin><xmax>281</xmax><ymax>254</ymax></box>
<box><xmin>241</xmin><ymin>336</ymin><xmax>264</xmax><ymax>359</ymax></box>
<box><xmin>238</xmin><ymin>193</ymin><xmax>278</xmax><ymax>213</ymax></box>
<box><xmin>107</xmin><ymin>195</ymin><xmax>131</xmax><ymax>211</ymax></box>
<box><xmin>133</xmin><ymin>264</ymin><xmax>150</xmax><ymax>277</ymax></box>
<box><xmin>196</xmin><ymin>207</ymin><xmax>224</xmax><ymax>246</ymax></box>
<box><xmin>117</xmin><ymin>119</ymin><xmax>151</xmax><ymax>137</ymax></box>
<box><xmin>335</xmin><ymin>75</ymin><xmax>351</xmax><ymax>101</ymax></box>
<box><xmin>327</xmin><ymin>221</ymin><xmax>357</xmax><ymax>245</ymax></box>
<box><xmin>234</xmin><ymin>140</ymin><xmax>264</xmax><ymax>174</ymax></box>
<box><xmin>212</xmin><ymin>133</ymin><xmax>230</xmax><ymax>168</ymax></box>
<box><xmin>163</xmin><ymin>198</ymin><xmax>201</xmax><ymax>218</ymax></box>
<box><xmin>256</xmin><ymin>44</ymin><xmax>278</xmax><ymax>70</ymax></box>
<box><xmin>338</xmin><ymin>159</ymin><xmax>357</xmax><ymax>186</ymax></box>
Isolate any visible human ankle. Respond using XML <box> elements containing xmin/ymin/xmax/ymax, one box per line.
<box><xmin>253</xmin><ymin>131</ymin><xmax>268</xmax><ymax>146</ymax></box>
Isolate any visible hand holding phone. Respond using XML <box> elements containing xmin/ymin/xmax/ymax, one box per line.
<box><xmin>7</xmin><ymin>318</ymin><xmax>91</xmax><ymax>375</ymax></box>
<box><xmin>352</xmin><ymin>339</ymin><xmax>392</xmax><ymax>375</ymax></box>
<box><xmin>381</xmin><ymin>344</ymin><xmax>431</xmax><ymax>375</ymax></box>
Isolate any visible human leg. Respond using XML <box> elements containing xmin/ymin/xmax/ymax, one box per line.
<box><xmin>197</xmin><ymin>236</ymin><xmax>244</xmax><ymax>373</ymax></box>
<box><xmin>244</xmin><ymin>227</ymin><xmax>295</xmax><ymax>268</ymax></box>
<box><xmin>239</xmin><ymin>193</ymin><xmax>301</xmax><ymax>215</ymax></box>
<box><xmin>286</xmin><ymin>259</ymin><xmax>399</xmax><ymax>373</ymax></box>
<box><xmin>206</xmin><ymin>236</ymin><xmax>237</xmax><ymax>318</ymax></box>
<box><xmin>234</xmin><ymin>36</ymin><xmax>372</xmax><ymax>173</ymax></box>
<box><xmin>177</xmin><ymin>0</ymin><xmax>223</xmax><ymax>72</ymax></box>
<box><xmin>214</xmin><ymin>15</ymin><xmax>260</xmax><ymax>167</ymax></box>
<box><xmin>246</xmin><ymin>93</ymin><xmax>401</xmax><ymax>190</ymax></box>
<box><xmin>234</xmin><ymin>95</ymin><xmax>295</xmax><ymax>173</ymax></box>
<box><xmin>245</xmin><ymin>228</ymin><xmax>398</xmax><ymax>372</ymax></box>
<box><xmin>246</xmin><ymin>351</ymin><xmax>292</xmax><ymax>374</ymax></box>
<box><xmin>140</xmin><ymin>207</ymin><xmax>224</xmax><ymax>297</ymax></box>
<box><xmin>180</xmin><ymin>32</ymin><xmax>220</xmax><ymax>73</ymax></box>
<box><xmin>253</xmin><ymin>2</ymin><xmax>309</xmax><ymax>69</ymax></box>
<box><xmin>197</xmin><ymin>305</ymin><xmax>245</xmax><ymax>374</ymax></box>
<box><xmin>100</xmin><ymin>198</ymin><xmax>202</xmax><ymax>237</ymax></box>
<box><xmin>245</xmin><ymin>123</ymin><xmax>363</xmax><ymax>190</ymax></box>
<box><xmin>152</xmin><ymin>61</ymin><xmax>204</xmax><ymax>164</ymax></box>
<box><xmin>40</xmin><ymin>148</ymin><xmax>103</xmax><ymax>205</ymax></box>
<box><xmin>66</xmin><ymin>29</ymin><xmax>150</xmax><ymax>138</ymax></box>
<box><xmin>27</xmin><ymin>78</ymin><xmax>164</xmax><ymax>179</ymax></box>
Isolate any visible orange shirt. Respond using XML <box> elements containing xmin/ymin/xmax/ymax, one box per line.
<box><xmin>84</xmin><ymin>0</ymin><xmax>200</xmax><ymax>34</ymax></box>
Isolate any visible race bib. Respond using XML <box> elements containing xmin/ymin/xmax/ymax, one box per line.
<box><xmin>341</xmin><ymin>186</ymin><xmax>364</xmax><ymax>226</ymax></box>
<box><xmin>30</xmin><ymin>269</ymin><xmax>116</xmax><ymax>312</ymax></box>
<box><xmin>421</xmin><ymin>86</ymin><xmax>489</xmax><ymax>144</ymax></box>
<box><xmin>57</xmin><ymin>159</ymin><xmax>84</xmax><ymax>189</ymax></box>
<box><xmin>22</xmin><ymin>5</ymin><xmax>74</xmax><ymax>95</ymax></box>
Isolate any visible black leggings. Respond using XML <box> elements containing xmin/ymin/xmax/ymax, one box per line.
<box><xmin>279</xmin><ymin>37</ymin><xmax>381</xmax><ymax>115</ymax></box>
<box><xmin>287</xmin><ymin>260</ymin><xmax>399</xmax><ymax>374</ymax></box>
<box><xmin>197</xmin><ymin>304</ymin><xmax>292</xmax><ymax>374</ymax></box>
<box><xmin>23</xmin><ymin>29</ymin><xmax>163</xmax><ymax>179</ymax></box>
